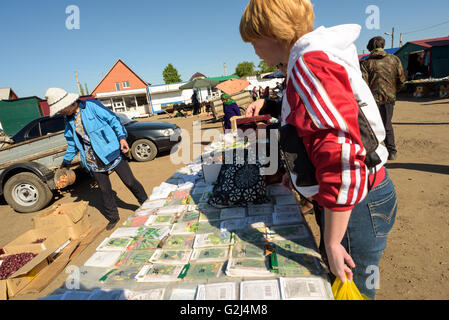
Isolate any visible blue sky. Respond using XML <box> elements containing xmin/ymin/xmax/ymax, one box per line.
<box><xmin>1</xmin><ymin>0</ymin><xmax>449</xmax><ymax>98</ymax></box>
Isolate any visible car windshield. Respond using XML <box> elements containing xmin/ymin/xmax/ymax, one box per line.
<box><xmin>116</xmin><ymin>113</ymin><xmax>135</xmax><ymax>125</ymax></box>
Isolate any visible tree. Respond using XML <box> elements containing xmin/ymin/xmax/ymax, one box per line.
<box><xmin>163</xmin><ymin>64</ymin><xmax>182</xmax><ymax>84</ymax></box>
<box><xmin>235</xmin><ymin>61</ymin><xmax>256</xmax><ymax>78</ymax></box>
<box><xmin>258</xmin><ymin>60</ymin><xmax>277</xmax><ymax>74</ymax></box>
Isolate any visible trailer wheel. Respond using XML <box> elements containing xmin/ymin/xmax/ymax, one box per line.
<box><xmin>3</xmin><ymin>172</ymin><xmax>53</xmax><ymax>213</ymax></box>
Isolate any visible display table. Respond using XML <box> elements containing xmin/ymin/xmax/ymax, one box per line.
<box><xmin>42</xmin><ymin>138</ymin><xmax>333</xmax><ymax>300</ymax></box>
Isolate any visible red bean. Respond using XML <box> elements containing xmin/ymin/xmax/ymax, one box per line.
<box><xmin>0</xmin><ymin>253</ymin><xmax>37</xmax><ymax>280</ymax></box>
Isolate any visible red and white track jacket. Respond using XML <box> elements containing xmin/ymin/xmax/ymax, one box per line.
<box><xmin>282</xmin><ymin>24</ymin><xmax>389</xmax><ymax>211</ymax></box>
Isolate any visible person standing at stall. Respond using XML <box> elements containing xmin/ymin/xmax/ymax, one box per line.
<box><xmin>240</xmin><ymin>0</ymin><xmax>397</xmax><ymax>299</ymax></box>
<box><xmin>46</xmin><ymin>88</ymin><xmax>148</xmax><ymax>231</ymax></box>
<box><xmin>221</xmin><ymin>93</ymin><xmax>241</xmax><ymax>132</ymax></box>
<box><xmin>360</xmin><ymin>36</ymin><xmax>406</xmax><ymax>160</ymax></box>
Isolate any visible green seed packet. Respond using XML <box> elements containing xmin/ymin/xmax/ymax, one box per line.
<box><xmin>275</xmin><ymin>255</ymin><xmax>319</xmax><ymax>276</ymax></box>
<box><xmin>97</xmin><ymin>237</ymin><xmax>133</xmax><ymax>252</ymax></box>
<box><xmin>232</xmin><ymin>242</ymin><xmax>266</xmax><ymax>259</ymax></box>
<box><xmin>184</xmin><ymin>262</ymin><xmax>224</xmax><ymax>280</ymax></box>
<box><xmin>163</xmin><ymin>235</ymin><xmax>195</xmax><ymax>250</ymax></box>
<box><xmin>193</xmin><ymin>232</ymin><xmax>234</xmax><ymax>248</ymax></box>
<box><xmin>199</xmin><ymin>210</ymin><xmax>221</xmax><ymax>222</ymax></box>
<box><xmin>135</xmin><ymin>264</ymin><xmax>184</xmax><ymax>282</ymax></box>
<box><xmin>137</xmin><ymin>226</ymin><xmax>172</xmax><ymax>240</ymax></box>
<box><xmin>234</xmin><ymin>227</ymin><xmax>267</xmax><ymax>243</ymax></box>
<box><xmin>127</xmin><ymin>238</ymin><xmax>160</xmax><ymax>251</ymax></box>
<box><xmin>190</xmin><ymin>247</ymin><xmax>230</xmax><ymax>262</ymax></box>
<box><xmin>150</xmin><ymin>249</ymin><xmax>192</xmax><ymax>265</ymax></box>
<box><xmin>272</xmin><ymin>240</ymin><xmax>320</xmax><ymax>257</ymax></box>
<box><xmin>115</xmin><ymin>250</ymin><xmax>155</xmax><ymax>267</ymax></box>
<box><xmin>181</xmin><ymin>210</ymin><xmax>200</xmax><ymax>223</ymax></box>
<box><xmin>171</xmin><ymin>222</ymin><xmax>199</xmax><ymax>235</ymax></box>
<box><xmin>197</xmin><ymin>221</ymin><xmax>221</xmax><ymax>234</ymax></box>
<box><xmin>102</xmin><ymin>266</ymin><xmax>143</xmax><ymax>285</ymax></box>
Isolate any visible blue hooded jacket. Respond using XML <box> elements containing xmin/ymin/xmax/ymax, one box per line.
<box><xmin>62</xmin><ymin>100</ymin><xmax>127</xmax><ymax>170</ymax></box>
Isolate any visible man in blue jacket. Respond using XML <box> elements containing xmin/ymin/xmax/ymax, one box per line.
<box><xmin>46</xmin><ymin>88</ymin><xmax>148</xmax><ymax>230</ymax></box>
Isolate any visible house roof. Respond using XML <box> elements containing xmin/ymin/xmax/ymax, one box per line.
<box><xmin>0</xmin><ymin>88</ymin><xmax>18</xmax><ymax>100</ymax></box>
<box><xmin>189</xmin><ymin>72</ymin><xmax>206</xmax><ymax>81</ymax></box>
<box><xmin>91</xmin><ymin>59</ymin><xmax>150</xmax><ymax>94</ymax></box>
<box><xmin>409</xmin><ymin>36</ymin><xmax>449</xmax><ymax>48</ymax></box>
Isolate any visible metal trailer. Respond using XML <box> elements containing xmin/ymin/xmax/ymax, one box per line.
<box><xmin>0</xmin><ymin>132</ymin><xmax>80</xmax><ymax>213</ymax></box>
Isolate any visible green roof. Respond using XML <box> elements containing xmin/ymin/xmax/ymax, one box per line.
<box><xmin>206</xmin><ymin>75</ymin><xmax>240</xmax><ymax>82</ymax></box>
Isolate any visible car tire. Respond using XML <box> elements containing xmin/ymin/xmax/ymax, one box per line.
<box><xmin>3</xmin><ymin>172</ymin><xmax>53</xmax><ymax>213</ymax></box>
<box><xmin>131</xmin><ymin>139</ymin><xmax>158</xmax><ymax>162</ymax></box>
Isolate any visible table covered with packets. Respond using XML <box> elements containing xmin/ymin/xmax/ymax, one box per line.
<box><xmin>41</xmin><ymin>137</ymin><xmax>334</xmax><ymax>300</ymax></box>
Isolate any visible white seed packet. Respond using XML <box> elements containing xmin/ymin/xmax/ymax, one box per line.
<box><xmin>196</xmin><ymin>282</ymin><xmax>237</xmax><ymax>300</ymax></box>
<box><xmin>247</xmin><ymin>203</ymin><xmax>274</xmax><ymax>216</ymax></box>
<box><xmin>275</xmin><ymin>195</ymin><xmax>298</xmax><ymax>206</ymax></box>
<box><xmin>267</xmin><ymin>184</ymin><xmax>293</xmax><ymax>196</ymax></box>
<box><xmin>220</xmin><ymin>219</ymin><xmax>247</xmax><ymax>231</ymax></box>
<box><xmin>240</xmin><ymin>280</ymin><xmax>281</xmax><ymax>300</ymax></box>
<box><xmin>83</xmin><ymin>251</ymin><xmax>122</xmax><ymax>268</ymax></box>
<box><xmin>96</xmin><ymin>237</ymin><xmax>133</xmax><ymax>252</ymax></box>
<box><xmin>279</xmin><ymin>277</ymin><xmax>333</xmax><ymax>300</ymax></box>
<box><xmin>169</xmin><ymin>288</ymin><xmax>197</xmax><ymax>300</ymax></box>
<box><xmin>267</xmin><ymin>224</ymin><xmax>310</xmax><ymax>241</ymax></box>
<box><xmin>121</xmin><ymin>288</ymin><xmax>166</xmax><ymax>300</ymax></box>
<box><xmin>272</xmin><ymin>212</ymin><xmax>303</xmax><ymax>225</ymax></box>
<box><xmin>220</xmin><ymin>207</ymin><xmax>246</xmax><ymax>220</ymax></box>
<box><xmin>140</xmin><ymin>199</ymin><xmax>166</xmax><ymax>211</ymax></box>
<box><xmin>246</xmin><ymin>215</ymin><xmax>273</xmax><ymax>228</ymax></box>
<box><xmin>274</xmin><ymin>204</ymin><xmax>301</xmax><ymax>215</ymax></box>
<box><xmin>109</xmin><ymin>227</ymin><xmax>141</xmax><ymax>238</ymax></box>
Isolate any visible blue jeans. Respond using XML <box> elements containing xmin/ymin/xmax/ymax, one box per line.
<box><xmin>317</xmin><ymin>169</ymin><xmax>398</xmax><ymax>299</ymax></box>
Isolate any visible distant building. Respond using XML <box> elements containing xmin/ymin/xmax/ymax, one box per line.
<box><xmin>0</xmin><ymin>88</ymin><xmax>18</xmax><ymax>100</ymax></box>
<box><xmin>91</xmin><ymin>59</ymin><xmax>151</xmax><ymax>117</ymax></box>
<box><xmin>189</xmin><ymin>72</ymin><xmax>207</xmax><ymax>81</ymax></box>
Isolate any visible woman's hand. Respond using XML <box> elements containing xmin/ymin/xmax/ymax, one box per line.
<box><xmin>325</xmin><ymin>243</ymin><xmax>355</xmax><ymax>283</ymax></box>
<box><xmin>245</xmin><ymin>99</ymin><xmax>265</xmax><ymax>117</ymax></box>
<box><xmin>120</xmin><ymin>139</ymin><xmax>130</xmax><ymax>153</ymax></box>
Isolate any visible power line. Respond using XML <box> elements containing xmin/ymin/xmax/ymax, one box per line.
<box><xmin>403</xmin><ymin>20</ymin><xmax>449</xmax><ymax>35</ymax></box>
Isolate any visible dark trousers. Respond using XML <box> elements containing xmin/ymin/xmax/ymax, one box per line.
<box><xmin>378</xmin><ymin>103</ymin><xmax>396</xmax><ymax>154</ymax></box>
<box><xmin>92</xmin><ymin>159</ymin><xmax>148</xmax><ymax>222</ymax></box>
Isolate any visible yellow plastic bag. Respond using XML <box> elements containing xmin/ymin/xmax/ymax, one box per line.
<box><xmin>331</xmin><ymin>276</ymin><xmax>370</xmax><ymax>300</ymax></box>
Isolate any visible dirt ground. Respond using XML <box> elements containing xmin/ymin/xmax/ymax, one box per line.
<box><xmin>1</xmin><ymin>98</ymin><xmax>448</xmax><ymax>300</ymax></box>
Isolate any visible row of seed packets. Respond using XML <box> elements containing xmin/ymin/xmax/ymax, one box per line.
<box><xmin>45</xmin><ymin>277</ymin><xmax>332</xmax><ymax>300</ymax></box>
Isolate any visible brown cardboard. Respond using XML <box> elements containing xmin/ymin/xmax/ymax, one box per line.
<box><xmin>0</xmin><ymin>247</ymin><xmax>49</xmax><ymax>299</ymax></box>
<box><xmin>18</xmin><ymin>240</ymin><xmax>81</xmax><ymax>295</ymax></box>
<box><xmin>2</xmin><ymin>227</ymin><xmax>71</xmax><ymax>255</ymax></box>
<box><xmin>33</xmin><ymin>202</ymin><xmax>91</xmax><ymax>239</ymax></box>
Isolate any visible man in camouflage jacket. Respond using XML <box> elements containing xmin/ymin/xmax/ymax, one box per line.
<box><xmin>361</xmin><ymin>36</ymin><xmax>406</xmax><ymax>160</ymax></box>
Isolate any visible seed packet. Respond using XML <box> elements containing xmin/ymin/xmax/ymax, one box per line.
<box><xmin>184</xmin><ymin>262</ymin><xmax>224</xmax><ymax>281</ymax></box>
<box><xmin>115</xmin><ymin>250</ymin><xmax>155</xmax><ymax>267</ymax></box>
<box><xmin>162</xmin><ymin>235</ymin><xmax>195</xmax><ymax>250</ymax></box>
<box><xmin>246</xmin><ymin>215</ymin><xmax>273</xmax><ymax>228</ymax></box>
<box><xmin>240</xmin><ymin>280</ymin><xmax>281</xmax><ymax>300</ymax></box>
<box><xmin>122</xmin><ymin>288</ymin><xmax>166</xmax><ymax>300</ymax></box>
<box><xmin>157</xmin><ymin>205</ymin><xmax>187</xmax><ymax>215</ymax></box>
<box><xmin>193</xmin><ymin>232</ymin><xmax>234</xmax><ymax>248</ymax></box>
<box><xmin>220</xmin><ymin>219</ymin><xmax>247</xmax><ymax>232</ymax></box>
<box><xmin>196</xmin><ymin>282</ymin><xmax>237</xmax><ymax>300</ymax></box>
<box><xmin>279</xmin><ymin>277</ymin><xmax>332</xmax><ymax>300</ymax></box>
<box><xmin>133</xmin><ymin>208</ymin><xmax>158</xmax><ymax>217</ymax></box>
<box><xmin>180</xmin><ymin>210</ymin><xmax>200</xmax><ymax>223</ymax></box>
<box><xmin>96</xmin><ymin>237</ymin><xmax>133</xmax><ymax>252</ymax></box>
<box><xmin>275</xmin><ymin>195</ymin><xmax>298</xmax><ymax>206</ymax></box>
<box><xmin>231</xmin><ymin>242</ymin><xmax>266</xmax><ymax>260</ymax></box>
<box><xmin>199</xmin><ymin>209</ymin><xmax>221</xmax><ymax>222</ymax></box>
<box><xmin>140</xmin><ymin>199</ymin><xmax>166</xmax><ymax>211</ymax></box>
<box><xmin>110</xmin><ymin>227</ymin><xmax>141</xmax><ymax>238</ymax></box>
<box><xmin>226</xmin><ymin>257</ymin><xmax>272</xmax><ymax>277</ymax></box>
<box><xmin>271</xmin><ymin>240</ymin><xmax>320</xmax><ymax>257</ymax></box>
<box><xmin>274</xmin><ymin>204</ymin><xmax>301</xmax><ymax>215</ymax></box>
<box><xmin>267</xmin><ymin>184</ymin><xmax>292</xmax><ymax>197</ymax></box>
<box><xmin>84</xmin><ymin>251</ymin><xmax>122</xmax><ymax>268</ymax></box>
<box><xmin>233</xmin><ymin>227</ymin><xmax>267</xmax><ymax>244</ymax></box>
<box><xmin>190</xmin><ymin>247</ymin><xmax>230</xmax><ymax>262</ymax></box>
<box><xmin>127</xmin><ymin>238</ymin><xmax>160</xmax><ymax>251</ymax></box>
<box><xmin>220</xmin><ymin>207</ymin><xmax>246</xmax><ymax>220</ymax></box>
<box><xmin>149</xmin><ymin>249</ymin><xmax>192</xmax><ymax>265</ymax></box>
<box><xmin>247</xmin><ymin>204</ymin><xmax>274</xmax><ymax>216</ymax></box>
<box><xmin>272</xmin><ymin>212</ymin><xmax>303</xmax><ymax>226</ymax></box>
<box><xmin>267</xmin><ymin>224</ymin><xmax>310</xmax><ymax>241</ymax></box>
<box><xmin>169</xmin><ymin>288</ymin><xmax>197</xmax><ymax>300</ymax></box>
<box><xmin>122</xmin><ymin>216</ymin><xmax>149</xmax><ymax>227</ymax></box>
<box><xmin>135</xmin><ymin>264</ymin><xmax>184</xmax><ymax>283</ymax></box>
<box><xmin>197</xmin><ymin>221</ymin><xmax>221</xmax><ymax>234</ymax></box>
<box><xmin>101</xmin><ymin>266</ymin><xmax>144</xmax><ymax>284</ymax></box>
<box><xmin>275</xmin><ymin>254</ymin><xmax>322</xmax><ymax>276</ymax></box>
<box><xmin>137</xmin><ymin>226</ymin><xmax>172</xmax><ymax>240</ymax></box>
<box><xmin>171</xmin><ymin>222</ymin><xmax>199</xmax><ymax>235</ymax></box>
<box><xmin>145</xmin><ymin>214</ymin><xmax>176</xmax><ymax>226</ymax></box>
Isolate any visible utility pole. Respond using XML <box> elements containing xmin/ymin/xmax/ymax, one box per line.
<box><xmin>224</xmin><ymin>62</ymin><xmax>227</xmax><ymax>76</ymax></box>
<box><xmin>400</xmin><ymin>33</ymin><xmax>404</xmax><ymax>47</ymax></box>
<box><xmin>384</xmin><ymin>27</ymin><xmax>395</xmax><ymax>48</ymax></box>
<box><xmin>75</xmin><ymin>71</ymin><xmax>82</xmax><ymax>95</ymax></box>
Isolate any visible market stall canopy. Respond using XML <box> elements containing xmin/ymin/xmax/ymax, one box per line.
<box><xmin>215</xmin><ymin>78</ymin><xmax>251</xmax><ymax>95</ymax></box>
<box><xmin>262</xmin><ymin>70</ymin><xmax>285</xmax><ymax>79</ymax></box>
<box><xmin>179</xmin><ymin>78</ymin><xmax>220</xmax><ymax>90</ymax></box>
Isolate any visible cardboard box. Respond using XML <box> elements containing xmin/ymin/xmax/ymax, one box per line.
<box><xmin>0</xmin><ymin>247</ymin><xmax>50</xmax><ymax>299</ymax></box>
<box><xmin>33</xmin><ymin>202</ymin><xmax>91</xmax><ymax>239</ymax></box>
<box><xmin>2</xmin><ymin>227</ymin><xmax>71</xmax><ymax>255</ymax></box>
